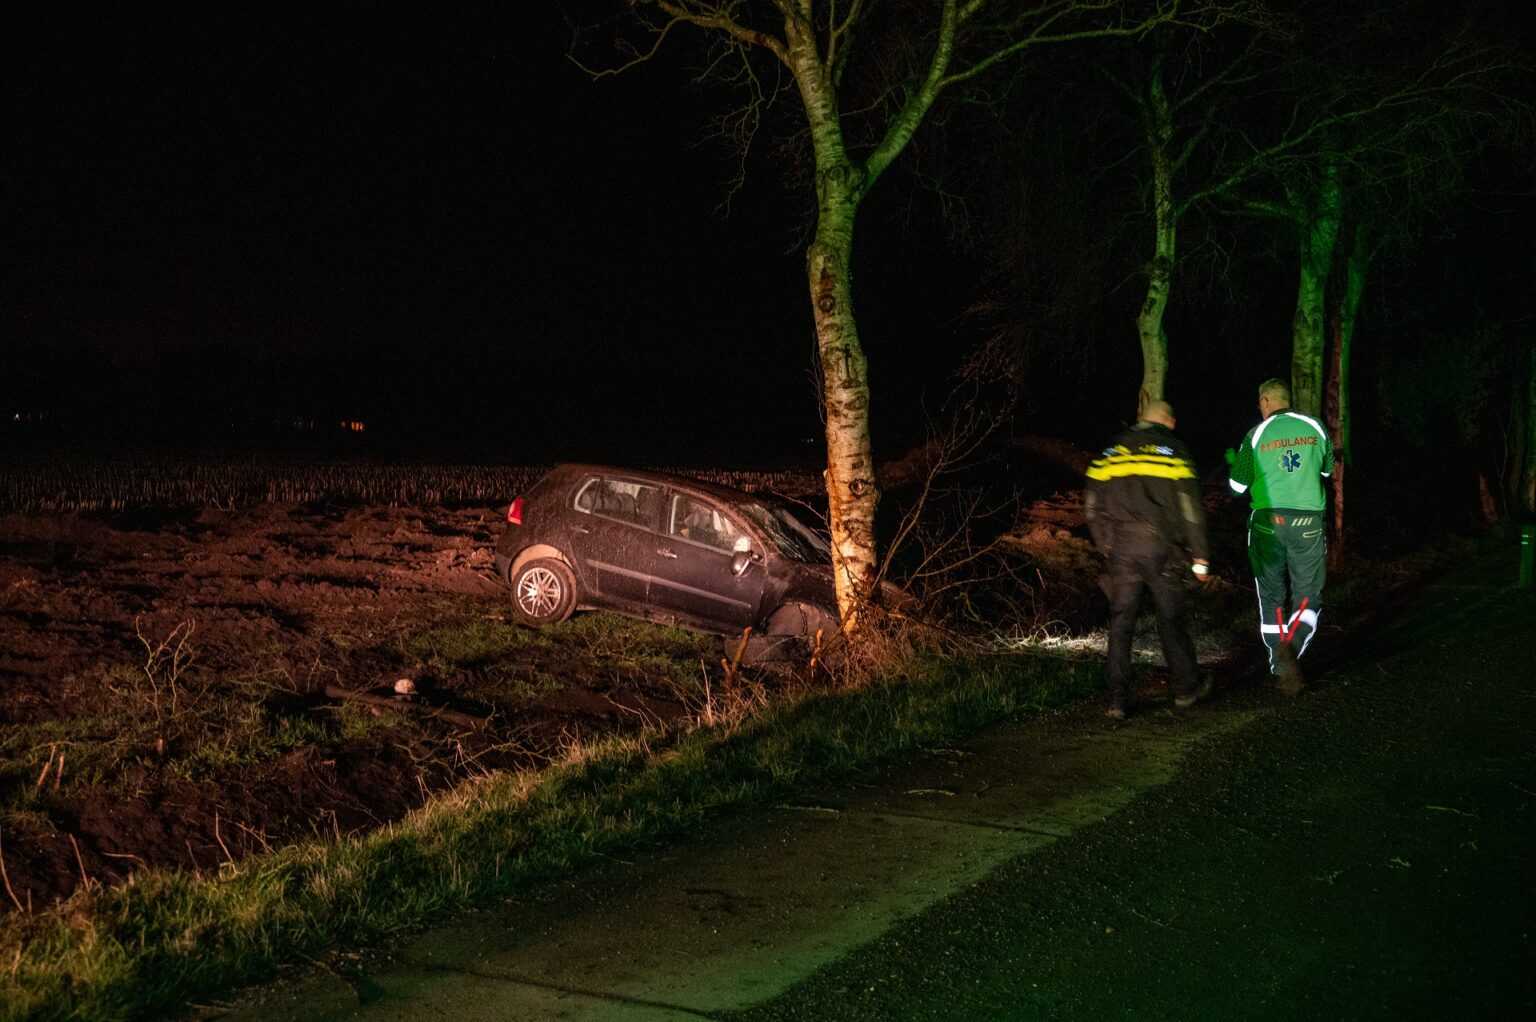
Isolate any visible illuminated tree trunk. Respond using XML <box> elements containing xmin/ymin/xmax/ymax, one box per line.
<box><xmin>1135</xmin><ymin>59</ymin><xmax>1176</xmax><ymax>414</ymax></box>
<box><xmin>1289</xmin><ymin>165</ymin><xmax>1341</xmax><ymax>416</ymax></box>
<box><xmin>807</xmin><ymin>173</ymin><xmax>879</xmax><ymax>630</ymax></box>
<box><xmin>1325</xmin><ymin>225</ymin><xmax>1369</xmax><ymax>562</ymax></box>
<box><xmin>1334</xmin><ymin>227</ymin><xmax>1368</xmax><ymax>462</ymax></box>
<box><xmin>1325</xmin><ymin>315</ymin><xmax>1346</xmax><ymax>565</ymax></box>
<box><xmin>1524</xmin><ymin>344</ymin><xmax>1536</xmax><ymax>516</ymax></box>
<box><xmin>1503</xmin><ymin>349</ymin><xmax>1528</xmax><ymax>517</ymax></box>
<box><xmin>781</xmin><ymin>7</ymin><xmax>956</xmax><ymax>634</ymax></box>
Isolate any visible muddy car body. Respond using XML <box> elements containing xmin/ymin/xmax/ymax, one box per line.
<box><xmin>495</xmin><ymin>464</ymin><xmax>840</xmax><ymax>647</ymax></box>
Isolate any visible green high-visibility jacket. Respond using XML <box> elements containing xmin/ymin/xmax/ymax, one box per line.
<box><xmin>1229</xmin><ymin>409</ymin><xmax>1335</xmax><ymax>511</ymax></box>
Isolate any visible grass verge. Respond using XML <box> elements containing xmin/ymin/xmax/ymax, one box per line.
<box><xmin>0</xmin><ymin>649</ymin><xmax>1099</xmax><ymax>1022</ymax></box>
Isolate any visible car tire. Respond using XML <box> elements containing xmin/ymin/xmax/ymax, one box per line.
<box><xmin>764</xmin><ymin>602</ymin><xmax>838</xmax><ymax>639</ymax></box>
<box><xmin>510</xmin><ymin>557</ymin><xmax>578</xmax><ymax>626</ymax></box>
<box><xmin>735</xmin><ymin>603</ymin><xmax>842</xmax><ymax>666</ymax></box>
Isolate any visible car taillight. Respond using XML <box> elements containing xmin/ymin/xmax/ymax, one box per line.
<box><xmin>507</xmin><ymin>497</ymin><xmax>524</xmax><ymax>525</ymax></box>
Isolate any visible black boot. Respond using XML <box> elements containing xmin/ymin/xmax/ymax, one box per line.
<box><xmin>1274</xmin><ymin>641</ymin><xmax>1306</xmax><ymax>695</ymax></box>
<box><xmin>1174</xmin><ymin>674</ymin><xmax>1213</xmax><ymax>709</ymax></box>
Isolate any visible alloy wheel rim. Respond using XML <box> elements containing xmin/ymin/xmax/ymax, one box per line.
<box><xmin>517</xmin><ymin>566</ymin><xmax>562</xmax><ymax>617</ymax></box>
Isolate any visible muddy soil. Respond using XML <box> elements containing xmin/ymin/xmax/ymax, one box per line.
<box><xmin>0</xmin><ymin>502</ymin><xmax>713</xmax><ymax>911</ymax></box>
<box><xmin>0</xmin><ymin>484</ymin><xmax>1264</xmax><ymax>916</ymax></box>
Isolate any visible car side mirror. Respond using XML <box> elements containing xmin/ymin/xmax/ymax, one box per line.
<box><xmin>731</xmin><ymin>550</ymin><xmax>754</xmax><ymax>577</ymax></box>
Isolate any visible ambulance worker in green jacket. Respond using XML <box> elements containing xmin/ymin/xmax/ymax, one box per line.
<box><xmin>1228</xmin><ymin>378</ymin><xmax>1335</xmax><ymax>693</ymax></box>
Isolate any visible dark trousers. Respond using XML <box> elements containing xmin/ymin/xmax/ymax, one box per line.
<box><xmin>1247</xmin><ymin>508</ymin><xmax>1326</xmax><ymax>674</ymax></box>
<box><xmin>1105</xmin><ymin>530</ymin><xmax>1200</xmax><ymax>702</ymax></box>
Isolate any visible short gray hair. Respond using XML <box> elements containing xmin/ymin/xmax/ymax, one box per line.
<box><xmin>1258</xmin><ymin>378</ymin><xmax>1290</xmax><ymax>405</ymax></box>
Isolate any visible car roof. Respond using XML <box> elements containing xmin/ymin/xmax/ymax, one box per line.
<box><xmin>549</xmin><ymin>463</ymin><xmax>782</xmax><ymax>507</ymax></box>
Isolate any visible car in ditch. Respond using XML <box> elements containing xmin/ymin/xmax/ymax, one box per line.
<box><xmin>494</xmin><ymin>464</ymin><xmax>843</xmax><ymax>655</ymax></box>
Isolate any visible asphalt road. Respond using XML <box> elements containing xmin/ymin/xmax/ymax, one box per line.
<box><xmin>217</xmin><ymin>557</ymin><xmax>1536</xmax><ymax>1022</ymax></box>
<box><xmin>730</xmin><ymin>573</ymin><xmax>1536</xmax><ymax>1022</ymax></box>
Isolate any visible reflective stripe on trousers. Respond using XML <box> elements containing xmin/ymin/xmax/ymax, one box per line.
<box><xmin>1247</xmin><ymin>509</ymin><xmax>1326</xmax><ymax>673</ymax></box>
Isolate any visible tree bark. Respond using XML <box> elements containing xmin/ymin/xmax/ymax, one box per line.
<box><xmin>1524</xmin><ymin>344</ymin><xmax>1536</xmax><ymax>516</ymax></box>
<box><xmin>807</xmin><ymin>188</ymin><xmax>880</xmax><ymax>631</ymax></box>
<box><xmin>781</xmin><ymin>8</ymin><xmax>952</xmax><ymax>634</ymax></box>
<box><xmin>1325</xmin><ymin>224</ymin><xmax>1370</xmax><ymax>562</ymax></box>
<box><xmin>1135</xmin><ymin>60</ymin><xmax>1177</xmax><ymax>414</ymax></box>
<box><xmin>1289</xmin><ymin>165</ymin><xmax>1341</xmax><ymax>417</ymax></box>
<box><xmin>1509</xmin><ymin>347</ymin><xmax>1532</xmax><ymax>518</ymax></box>
<box><xmin>1325</xmin><ymin>311</ymin><xmax>1344</xmax><ymax>565</ymax></box>
<box><xmin>1334</xmin><ymin>225</ymin><xmax>1369</xmax><ymax>461</ymax></box>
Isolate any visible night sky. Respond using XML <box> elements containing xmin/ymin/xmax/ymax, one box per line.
<box><xmin>4</xmin><ymin>4</ymin><xmax>810</xmax><ymax>461</ymax></box>
<box><xmin>3</xmin><ymin>2</ymin><xmax>1532</xmax><ymax>476</ymax></box>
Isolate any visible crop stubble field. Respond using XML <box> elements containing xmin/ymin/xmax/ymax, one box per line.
<box><xmin>0</xmin><ymin>457</ymin><xmax>820</xmax><ymax>913</ymax></box>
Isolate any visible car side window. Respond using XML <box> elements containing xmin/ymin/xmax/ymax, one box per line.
<box><xmin>668</xmin><ymin>495</ymin><xmax>746</xmax><ymax>553</ymax></box>
<box><xmin>573</xmin><ymin>477</ymin><xmax>660</xmax><ymax>529</ymax></box>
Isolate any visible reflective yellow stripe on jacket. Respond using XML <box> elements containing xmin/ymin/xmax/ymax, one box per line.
<box><xmin>1086</xmin><ymin>454</ymin><xmax>1195</xmax><ymax>481</ymax></box>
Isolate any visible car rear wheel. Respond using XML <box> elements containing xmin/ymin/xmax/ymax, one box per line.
<box><xmin>511</xmin><ymin>558</ymin><xmax>578</xmax><ymax>626</ymax></box>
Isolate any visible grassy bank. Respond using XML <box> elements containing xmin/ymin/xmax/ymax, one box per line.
<box><xmin>0</xmin><ymin>648</ymin><xmax>1099</xmax><ymax>1022</ymax></box>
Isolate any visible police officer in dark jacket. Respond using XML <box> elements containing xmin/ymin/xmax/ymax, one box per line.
<box><xmin>1084</xmin><ymin>400</ymin><xmax>1212</xmax><ymax>719</ymax></box>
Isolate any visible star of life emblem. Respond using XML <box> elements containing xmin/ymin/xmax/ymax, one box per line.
<box><xmin>1281</xmin><ymin>450</ymin><xmax>1302</xmax><ymax>472</ymax></box>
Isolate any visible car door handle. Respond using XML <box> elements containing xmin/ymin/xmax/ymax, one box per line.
<box><xmin>657</xmin><ymin>547</ymin><xmax>678</xmax><ymax>559</ymax></box>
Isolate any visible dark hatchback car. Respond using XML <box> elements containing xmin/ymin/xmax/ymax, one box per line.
<box><xmin>495</xmin><ymin>464</ymin><xmax>841</xmax><ymax>646</ymax></box>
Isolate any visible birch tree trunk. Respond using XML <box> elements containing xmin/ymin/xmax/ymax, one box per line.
<box><xmin>1289</xmin><ymin>165</ymin><xmax>1341</xmax><ymax>416</ymax></box>
<box><xmin>1135</xmin><ymin>60</ymin><xmax>1176</xmax><ymax>414</ymax></box>
<box><xmin>1334</xmin><ymin>226</ymin><xmax>1369</xmax><ymax>461</ymax></box>
<box><xmin>807</xmin><ymin>172</ymin><xmax>879</xmax><ymax>628</ymax></box>
<box><xmin>779</xmin><ymin>5</ymin><xmax>958</xmax><ymax>634</ymax></box>
<box><xmin>1524</xmin><ymin>344</ymin><xmax>1536</xmax><ymax>516</ymax></box>
<box><xmin>1325</xmin><ymin>312</ymin><xmax>1346</xmax><ymax>565</ymax></box>
<box><xmin>1325</xmin><ymin>225</ymin><xmax>1370</xmax><ymax>561</ymax></box>
<box><xmin>1509</xmin><ymin>386</ymin><xmax>1529</xmax><ymax>518</ymax></box>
